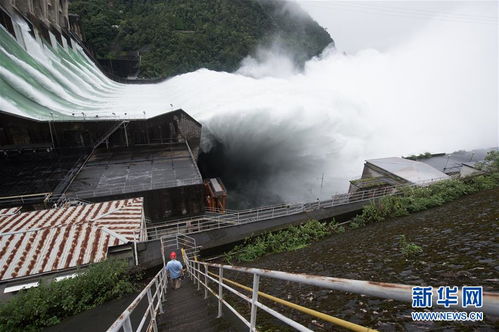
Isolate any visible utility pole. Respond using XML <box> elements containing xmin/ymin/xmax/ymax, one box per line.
<box><xmin>319</xmin><ymin>172</ymin><xmax>324</xmax><ymax>198</ymax></box>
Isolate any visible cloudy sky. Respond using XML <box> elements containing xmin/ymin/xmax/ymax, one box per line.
<box><xmin>295</xmin><ymin>1</ymin><xmax>498</xmax><ymax>53</ymax></box>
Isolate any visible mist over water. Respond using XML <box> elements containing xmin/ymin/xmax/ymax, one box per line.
<box><xmin>0</xmin><ymin>4</ymin><xmax>497</xmax><ymax>208</ymax></box>
<box><xmin>125</xmin><ymin>5</ymin><xmax>496</xmax><ymax>207</ymax></box>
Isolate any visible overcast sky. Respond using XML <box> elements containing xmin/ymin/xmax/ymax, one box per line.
<box><xmin>295</xmin><ymin>1</ymin><xmax>498</xmax><ymax>53</ymax></box>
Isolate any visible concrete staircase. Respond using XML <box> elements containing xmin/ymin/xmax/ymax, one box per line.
<box><xmin>157</xmin><ymin>280</ymin><xmax>235</xmax><ymax>332</ymax></box>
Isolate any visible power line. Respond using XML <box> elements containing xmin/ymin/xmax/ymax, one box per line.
<box><xmin>325</xmin><ymin>2</ymin><xmax>496</xmax><ymax>20</ymax></box>
<box><xmin>309</xmin><ymin>2</ymin><xmax>497</xmax><ymax>24</ymax></box>
<box><xmin>304</xmin><ymin>2</ymin><xmax>497</xmax><ymax>25</ymax></box>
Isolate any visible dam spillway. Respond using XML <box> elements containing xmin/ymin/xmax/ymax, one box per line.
<box><xmin>1</xmin><ymin>1</ymin><xmax>497</xmax><ymax>206</ymax></box>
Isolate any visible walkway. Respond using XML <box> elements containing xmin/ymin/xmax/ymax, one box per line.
<box><xmin>157</xmin><ymin>279</ymin><xmax>235</xmax><ymax>332</ymax></box>
<box><xmin>146</xmin><ymin>183</ymin><xmax>403</xmax><ymax>243</ymax></box>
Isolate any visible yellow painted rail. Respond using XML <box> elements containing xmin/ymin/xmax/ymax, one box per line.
<box><xmin>207</xmin><ymin>270</ymin><xmax>377</xmax><ymax>332</ymax></box>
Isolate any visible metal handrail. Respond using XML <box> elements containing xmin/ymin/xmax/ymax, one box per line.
<box><xmin>182</xmin><ymin>250</ymin><xmax>376</xmax><ymax>332</ymax></box>
<box><xmin>62</xmin><ymin>177</ymin><xmax>203</xmax><ymax>200</ymax></box>
<box><xmin>106</xmin><ymin>268</ymin><xmax>168</xmax><ymax>332</ymax></box>
<box><xmin>182</xmin><ymin>251</ymin><xmax>499</xmax><ymax>332</ymax></box>
<box><xmin>146</xmin><ymin>177</ymin><xmax>447</xmax><ymax>240</ymax></box>
<box><xmin>160</xmin><ymin>233</ymin><xmax>200</xmax><ymax>267</ymax></box>
<box><xmin>205</xmin><ymin>270</ymin><xmax>374</xmax><ymax>331</ymax></box>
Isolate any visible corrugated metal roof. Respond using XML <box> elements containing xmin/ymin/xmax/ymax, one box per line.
<box><xmin>416</xmin><ymin>148</ymin><xmax>496</xmax><ymax>174</ymax></box>
<box><xmin>367</xmin><ymin>157</ymin><xmax>450</xmax><ymax>184</ymax></box>
<box><xmin>417</xmin><ymin>155</ymin><xmax>463</xmax><ymax>174</ymax></box>
<box><xmin>0</xmin><ymin>198</ymin><xmax>143</xmax><ymax>281</ymax></box>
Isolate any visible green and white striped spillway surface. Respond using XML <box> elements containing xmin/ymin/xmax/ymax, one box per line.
<box><xmin>0</xmin><ymin>18</ymin><xmax>233</xmax><ymax>123</ymax></box>
<box><xmin>0</xmin><ymin>22</ymin><xmax>131</xmax><ymax>121</ymax></box>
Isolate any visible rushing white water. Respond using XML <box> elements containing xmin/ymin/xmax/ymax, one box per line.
<box><xmin>0</xmin><ymin>4</ymin><xmax>497</xmax><ymax>205</ymax></box>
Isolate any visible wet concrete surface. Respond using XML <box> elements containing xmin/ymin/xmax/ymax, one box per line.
<box><xmin>222</xmin><ymin>188</ymin><xmax>499</xmax><ymax>331</ymax></box>
<box><xmin>158</xmin><ymin>279</ymin><xmax>236</xmax><ymax>332</ymax></box>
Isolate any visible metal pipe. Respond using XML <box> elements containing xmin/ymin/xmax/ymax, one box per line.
<box><xmin>208</xmin><ymin>271</ymin><xmax>375</xmax><ymax>332</ymax></box>
<box><xmin>201</xmin><ymin>263</ymin><xmax>499</xmax><ymax>316</ymax></box>
<box><xmin>254</xmin><ymin>299</ymin><xmax>313</xmax><ymax>332</ymax></box>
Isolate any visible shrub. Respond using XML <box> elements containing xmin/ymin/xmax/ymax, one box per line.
<box><xmin>399</xmin><ymin>235</ymin><xmax>423</xmax><ymax>258</ymax></box>
<box><xmin>475</xmin><ymin>150</ymin><xmax>499</xmax><ymax>173</ymax></box>
<box><xmin>329</xmin><ymin>220</ymin><xmax>345</xmax><ymax>234</ymax></box>
<box><xmin>0</xmin><ymin>259</ymin><xmax>136</xmax><ymax>331</ymax></box>
<box><xmin>224</xmin><ymin>220</ymin><xmax>331</xmax><ymax>263</ymax></box>
<box><xmin>352</xmin><ymin>172</ymin><xmax>498</xmax><ymax>227</ymax></box>
<box><xmin>224</xmin><ymin>171</ymin><xmax>498</xmax><ymax>264</ymax></box>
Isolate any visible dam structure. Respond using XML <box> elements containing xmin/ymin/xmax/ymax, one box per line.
<box><xmin>0</xmin><ymin>1</ymin><xmax>208</xmax><ymax>219</ymax></box>
<box><xmin>0</xmin><ymin>0</ymin><xmax>485</xmax><ymax>281</ymax></box>
<box><xmin>2</xmin><ymin>3</ymin><xmax>498</xmax><ymax>331</ymax></box>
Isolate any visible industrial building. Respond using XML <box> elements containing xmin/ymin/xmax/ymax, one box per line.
<box><xmin>0</xmin><ymin>109</ymin><xmax>209</xmax><ymax>221</ymax></box>
<box><xmin>349</xmin><ymin>149</ymin><xmax>495</xmax><ymax>193</ymax></box>
<box><xmin>349</xmin><ymin>157</ymin><xmax>450</xmax><ymax>193</ymax></box>
<box><xmin>416</xmin><ymin>149</ymin><xmax>493</xmax><ymax>178</ymax></box>
<box><xmin>0</xmin><ymin>198</ymin><xmax>144</xmax><ymax>295</ymax></box>
<box><xmin>0</xmin><ymin>1</ymin><xmax>223</xmax><ymax>221</ymax></box>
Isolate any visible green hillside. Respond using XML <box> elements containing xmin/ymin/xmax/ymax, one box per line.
<box><xmin>70</xmin><ymin>0</ymin><xmax>333</xmax><ymax>78</ymax></box>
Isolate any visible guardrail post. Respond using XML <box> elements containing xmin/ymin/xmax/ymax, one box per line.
<box><xmin>204</xmin><ymin>265</ymin><xmax>208</xmax><ymax>299</ymax></box>
<box><xmin>162</xmin><ymin>269</ymin><xmax>168</xmax><ymax>295</ymax></box>
<box><xmin>155</xmin><ymin>279</ymin><xmax>164</xmax><ymax>314</ymax></box>
<box><xmin>147</xmin><ymin>288</ymin><xmax>158</xmax><ymax>332</ymax></box>
<box><xmin>217</xmin><ymin>266</ymin><xmax>223</xmax><ymax>318</ymax></box>
<box><xmin>123</xmin><ymin>317</ymin><xmax>133</xmax><ymax>332</ymax></box>
<box><xmin>192</xmin><ymin>260</ymin><xmax>196</xmax><ymax>284</ymax></box>
<box><xmin>250</xmin><ymin>273</ymin><xmax>260</xmax><ymax>331</ymax></box>
<box><xmin>197</xmin><ymin>262</ymin><xmax>201</xmax><ymax>291</ymax></box>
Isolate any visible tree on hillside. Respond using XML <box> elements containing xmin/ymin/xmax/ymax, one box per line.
<box><xmin>70</xmin><ymin>0</ymin><xmax>333</xmax><ymax>78</ymax></box>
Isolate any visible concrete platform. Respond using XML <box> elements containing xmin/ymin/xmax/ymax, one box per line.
<box><xmin>67</xmin><ymin>144</ymin><xmax>202</xmax><ymax>199</ymax></box>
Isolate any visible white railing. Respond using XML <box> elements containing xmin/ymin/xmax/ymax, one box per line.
<box><xmin>63</xmin><ymin>177</ymin><xmax>203</xmax><ymax>200</ymax></box>
<box><xmin>106</xmin><ymin>268</ymin><xmax>168</xmax><ymax>332</ymax></box>
<box><xmin>160</xmin><ymin>233</ymin><xmax>200</xmax><ymax>267</ymax></box>
<box><xmin>182</xmin><ymin>251</ymin><xmax>499</xmax><ymax>332</ymax></box>
<box><xmin>57</xmin><ymin>197</ymin><xmax>92</xmax><ymax>207</ymax></box>
<box><xmin>146</xmin><ymin>178</ymin><xmax>446</xmax><ymax>240</ymax></box>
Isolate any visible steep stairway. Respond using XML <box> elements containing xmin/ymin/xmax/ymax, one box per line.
<box><xmin>157</xmin><ymin>279</ymin><xmax>235</xmax><ymax>332</ymax></box>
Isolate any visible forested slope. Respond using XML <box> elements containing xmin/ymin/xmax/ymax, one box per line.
<box><xmin>70</xmin><ymin>0</ymin><xmax>333</xmax><ymax>78</ymax></box>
